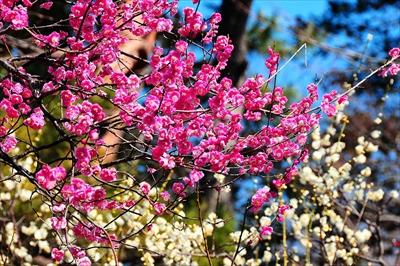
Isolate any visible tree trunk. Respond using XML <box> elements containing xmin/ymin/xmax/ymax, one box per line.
<box><xmin>219</xmin><ymin>0</ymin><xmax>252</xmax><ymax>87</ymax></box>
<box><xmin>204</xmin><ymin>0</ymin><xmax>253</xmax><ymax>214</ymax></box>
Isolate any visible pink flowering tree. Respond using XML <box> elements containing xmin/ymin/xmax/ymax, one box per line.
<box><xmin>0</xmin><ymin>0</ymin><xmax>399</xmax><ymax>265</ymax></box>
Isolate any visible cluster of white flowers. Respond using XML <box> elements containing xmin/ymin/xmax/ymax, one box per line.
<box><xmin>240</xmin><ymin>103</ymin><xmax>398</xmax><ymax>265</ymax></box>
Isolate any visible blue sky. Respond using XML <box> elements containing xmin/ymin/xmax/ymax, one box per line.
<box><xmin>182</xmin><ymin>0</ymin><xmax>396</xmax><ymax>103</ymax></box>
<box><xmin>186</xmin><ymin>0</ymin><xmax>334</xmax><ymax>97</ymax></box>
<box><xmin>189</xmin><ymin>0</ymin><xmax>330</xmax><ymax>17</ymax></box>
<box><xmin>254</xmin><ymin>0</ymin><xmax>328</xmax><ymax>18</ymax></box>
<box><xmin>249</xmin><ymin>1</ymin><xmax>330</xmax><ymax>97</ymax></box>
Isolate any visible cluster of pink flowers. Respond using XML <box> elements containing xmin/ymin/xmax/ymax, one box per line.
<box><xmin>64</xmin><ymin>101</ymin><xmax>106</xmax><ymax>136</ymax></box>
<box><xmin>3</xmin><ymin>0</ymin><xmax>396</xmax><ymax>263</ymax></box>
<box><xmin>36</xmin><ymin>165</ymin><xmax>67</xmax><ymax>190</ymax></box>
<box><xmin>61</xmin><ymin>178</ymin><xmax>134</xmax><ymax>212</ymax></box>
<box><xmin>0</xmin><ymin>134</ymin><xmax>17</xmax><ymax>153</ymax></box>
<box><xmin>251</xmin><ymin>187</ymin><xmax>273</xmax><ymax>213</ymax></box>
<box><xmin>178</xmin><ymin>7</ymin><xmax>207</xmax><ymax>38</ymax></box>
<box><xmin>379</xmin><ymin>47</ymin><xmax>400</xmax><ymax>77</ymax></box>
<box><xmin>51</xmin><ymin>216</ymin><xmax>67</xmax><ymax>231</ymax></box>
<box><xmin>260</xmin><ymin>226</ymin><xmax>273</xmax><ymax>238</ymax></box>
<box><xmin>203</xmin><ymin>13</ymin><xmax>222</xmax><ymax>43</ymax></box>
<box><xmin>321</xmin><ymin>90</ymin><xmax>339</xmax><ymax>117</ymax></box>
<box><xmin>34</xmin><ymin>31</ymin><xmax>67</xmax><ymax>49</ymax></box>
<box><xmin>0</xmin><ymin>2</ymin><xmax>29</xmax><ymax>29</ymax></box>
<box><xmin>51</xmin><ymin>246</ymin><xmax>92</xmax><ymax>266</ymax></box>
<box><xmin>277</xmin><ymin>204</ymin><xmax>291</xmax><ymax>222</ymax></box>
<box><xmin>172</xmin><ymin>182</ymin><xmax>186</xmax><ymax>197</ymax></box>
<box><xmin>73</xmin><ymin>222</ymin><xmax>119</xmax><ymax>248</ymax></box>
<box><xmin>0</xmin><ymin>79</ymin><xmax>37</xmax><ymax>123</ymax></box>
<box><xmin>265</xmin><ymin>46</ymin><xmax>280</xmax><ymax>75</ymax></box>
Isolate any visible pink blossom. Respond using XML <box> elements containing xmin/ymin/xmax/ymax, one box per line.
<box><xmin>321</xmin><ymin>101</ymin><xmax>337</xmax><ymax>117</ymax></box>
<box><xmin>153</xmin><ymin>202</ymin><xmax>166</xmax><ymax>215</ymax></box>
<box><xmin>140</xmin><ymin>183</ymin><xmax>151</xmax><ymax>195</ymax></box>
<box><xmin>22</xmin><ymin>0</ymin><xmax>32</xmax><ymax>7</ymax></box>
<box><xmin>61</xmin><ymin>178</ymin><xmax>98</xmax><ymax>212</ymax></box>
<box><xmin>189</xmin><ymin>169</ymin><xmax>204</xmax><ymax>183</ymax></box>
<box><xmin>78</xmin><ymin>257</ymin><xmax>91</xmax><ymax>266</ymax></box>
<box><xmin>47</xmin><ymin>31</ymin><xmax>60</xmax><ymax>47</ymax></box>
<box><xmin>6</xmin><ymin>107</ymin><xmax>19</xmax><ymax>118</ymax></box>
<box><xmin>70</xmin><ymin>246</ymin><xmax>86</xmax><ymax>259</ymax></box>
<box><xmin>378</xmin><ymin>69</ymin><xmax>388</xmax><ymax>77</ymax></box>
<box><xmin>51</xmin><ymin>248</ymin><xmax>64</xmax><ymax>262</ymax></box>
<box><xmin>272</xmin><ymin>179</ymin><xmax>285</xmax><ymax>189</ymax></box>
<box><xmin>264</xmin><ymin>46</ymin><xmax>280</xmax><ymax>75</ymax></box>
<box><xmin>36</xmin><ymin>165</ymin><xmax>67</xmax><ymax>190</ymax></box>
<box><xmin>0</xmin><ymin>126</ymin><xmax>7</xmax><ymax>137</ymax></box>
<box><xmin>10</xmin><ymin>94</ymin><xmax>23</xmax><ymax>105</ymax></box>
<box><xmin>7</xmin><ymin>6</ymin><xmax>29</xmax><ymax>30</ymax></box>
<box><xmin>24</xmin><ymin>113</ymin><xmax>45</xmax><ymax>130</ymax></box>
<box><xmin>51</xmin><ymin>216</ymin><xmax>67</xmax><ymax>230</ymax></box>
<box><xmin>18</xmin><ymin>103</ymin><xmax>31</xmax><ymax>114</ymax></box>
<box><xmin>61</xmin><ymin>90</ymin><xmax>76</xmax><ymax>106</ymax></box>
<box><xmin>125</xmin><ymin>200</ymin><xmax>135</xmax><ymax>208</ymax></box>
<box><xmin>147</xmin><ymin>167</ymin><xmax>156</xmax><ymax>174</ymax></box>
<box><xmin>22</xmin><ymin>88</ymin><xmax>32</xmax><ymax>98</ymax></box>
<box><xmin>272</xmin><ymin>148</ymin><xmax>284</xmax><ymax>161</ymax></box>
<box><xmin>210</xmin><ymin>12</ymin><xmax>222</xmax><ymax>24</ymax></box>
<box><xmin>160</xmin><ymin>191</ymin><xmax>170</xmax><ymax>201</ymax></box>
<box><xmin>278</xmin><ymin>205</ymin><xmax>290</xmax><ymax>215</ymax></box>
<box><xmin>183</xmin><ymin>177</ymin><xmax>195</xmax><ymax>188</ymax></box>
<box><xmin>159</xmin><ymin>153</ymin><xmax>176</xmax><ymax>169</ymax></box>
<box><xmin>75</xmin><ymin>146</ymin><xmax>91</xmax><ymax>160</ymax></box>
<box><xmin>260</xmin><ymin>226</ymin><xmax>273</xmax><ymax>237</ymax></box>
<box><xmin>338</xmin><ymin>95</ymin><xmax>348</xmax><ymax>104</ymax></box>
<box><xmin>388</xmin><ymin>64</ymin><xmax>399</xmax><ymax>76</ymax></box>
<box><xmin>175</xmin><ymin>40</ymin><xmax>188</xmax><ymax>54</ymax></box>
<box><xmin>52</xmin><ymin>167</ymin><xmax>66</xmax><ymax>181</ymax></box>
<box><xmin>52</xmin><ymin>203</ymin><xmax>66</xmax><ymax>213</ymax></box>
<box><xmin>172</xmin><ymin>182</ymin><xmax>186</xmax><ymax>197</ymax></box>
<box><xmin>388</xmin><ymin>47</ymin><xmax>400</xmax><ymax>58</ymax></box>
<box><xmin>251</xmin><ymin>187</ymin><xmax>271</xmax><ymax>213</ymax></box>
<box><xmin>1</xmin><ymin>136</ymin><xmax>17</xmax><ymax>153</ymax></box>
<box><xmin>0</xmin><ymin>99</ymin><xmax>12</xmax><ymax>111</ymax></box>
<box><xmin>306</xmin><ymin>83</ymin><xmax>318</xmax><ymax>94</ymax></box>
<box><xmin>40</xmin><ymin>1</ymin><xmax>53</xmax><ymax>10</ymax></box>
<box><xmin>100</xmin><ymin>168</ymin><xmax>118</xmax><ymax>182</ymax></box>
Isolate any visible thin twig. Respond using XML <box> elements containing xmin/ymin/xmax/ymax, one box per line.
<box><xmin>196</xmin><ymin>184</ymin><xmax>213</xmax><ymax>266</ymax></box>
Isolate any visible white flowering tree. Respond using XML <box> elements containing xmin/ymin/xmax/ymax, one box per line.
<box><xmin>242</xmin><ymin>103</ymin><xmax>400</xmax><ymax>266</ymax></box>
<box><xmin>0</xmin><ymin>0</ymin><xmax>399</xmax><ymax>265</ymax></box>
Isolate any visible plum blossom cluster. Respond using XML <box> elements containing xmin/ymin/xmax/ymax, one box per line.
<box><xmin>1</xmin><ymin>0</ymin><xmax>399</xmax><ymax>264</ymax></box>
<box><xmin>0</xmin><ymin>0</ymin><xmax>29</xmax><ymax>30</ymax></box>
<box><xmin>36</xmin><ymin>165</ymin><xmax>66</xmax><ymax>190</ymax></box>
<box><xmin>0</xmin><ymin>135</ymin><xmax>17</xmax><ymax>153</ymax></box>
<box><xmin>251</xmin><ymin>186</ymin><xmax>273</xmax><ymax>213</ymax></box>
<box><xmin>264</xmin><ymin>46</ymin><xmax>280</xmax><ymax>75</ymax></box>
<box><xmin>379</xmin><ymin>47</ymin><xmax>400</xmax><ymax>77</ymax></box>
<box><xmin>51</xmin><ymin>246</ymin><xmax>92</xmax><ymax>265</ymax></box>
<box><xmin>64</xmin><ymin>101</ymin><xmax>106</xmax><ymax>136</ymax></box>
<box><xmin>60</xmin><ymin>177</ymin><xmax>135</xmax><ymax>212</ymax></box>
